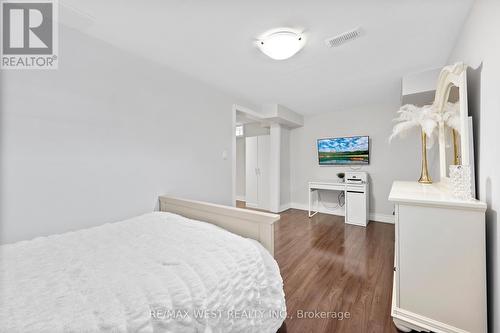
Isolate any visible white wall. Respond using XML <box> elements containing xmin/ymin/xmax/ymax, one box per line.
<box><xmin>401</xmin><ymin>68</ymin><xmax>441</xmax><ymax>106</ymax></box>
<box><xmin>235</xmin><ymin>137</ymin><xmax>246</xmax><ymax>200</ymax></box>
<box><xmin>0</xmin><ymin>25</ymin><xmax>248</xmax><ymax>244</ymax></box>
<box><xmin>402</xmin><ymin>67</ymin><xmax>441</xmax><ymax>96</ymax></box>
<box><xmin>448</xmin><ymin>1</ymin><xmax>500</xmax><ymax>331</ymax></box>
<box><xmin>289</xmin><ymin>98</ymin><xmax>439</xmax><ymax>221</ymax></box>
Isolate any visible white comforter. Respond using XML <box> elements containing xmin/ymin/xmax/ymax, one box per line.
<box><xmin>0</xmin><ymin>212</ymin><xmax>286</xmax><ymax>333</ymax></box>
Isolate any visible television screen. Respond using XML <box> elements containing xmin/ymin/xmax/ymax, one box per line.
<box><xmin>317</xmin><ymin>136</ymin><xmax>369</xmax><ymax>165</ymax></box>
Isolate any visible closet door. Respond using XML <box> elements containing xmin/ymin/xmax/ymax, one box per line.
<box><xmin>245</xmin><ymin>136</ymin><xmax>259</xmax><ymax>208</ymax></box>
<box><xmin>257</xmin><ymin>135</ymin><xmax>270</xmax><ymax>211</ymax></box>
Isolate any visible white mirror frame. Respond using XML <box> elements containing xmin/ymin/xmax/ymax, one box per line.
<box><xmin>433</xmin><ymin>62</ymin><xmax>470</xmax><ymax>182</ymax></box>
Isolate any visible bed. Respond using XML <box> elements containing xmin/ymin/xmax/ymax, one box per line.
<box><xmin>0</xmin><ymin>196</ymin><xmax>285</xmax><ymax>333</ymax></box>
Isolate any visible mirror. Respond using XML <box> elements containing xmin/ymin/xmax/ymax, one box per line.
<box><xmin>433</xmin><ymin>62</ymin><xmax>472</xmax><ymax>183</ymax></box>
<box><xmin>444</xmin><ymin>85</ymin><xmax>461</xmax><ymax>177</ymax></box>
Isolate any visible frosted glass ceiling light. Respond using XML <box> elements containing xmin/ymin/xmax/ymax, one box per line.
<box><xmin>258</xmin><ymin>30</ymin><xmax>305</xmax><ymax>60</ymax></box>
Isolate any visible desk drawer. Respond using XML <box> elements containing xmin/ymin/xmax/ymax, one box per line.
<box><xmin>346</xmin><ymin>184</ymin><xmax>366</xmax><ymax>192</ymax></box>
<box><xmin>309</xmin><ymin>183</ymin><xmax>345</xmax><ymax>191</ymax></box>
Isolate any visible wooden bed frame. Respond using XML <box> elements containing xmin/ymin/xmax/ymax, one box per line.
<box><xmin>159</xmin><ymin>196</ymin><xmax>280</xmax><ymax>256</ymax></box>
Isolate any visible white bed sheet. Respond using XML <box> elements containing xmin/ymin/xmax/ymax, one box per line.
<box><xmin>0</xmin><ymin>212</ymin><xmax>286</xmax><ymax>333</ymax></box>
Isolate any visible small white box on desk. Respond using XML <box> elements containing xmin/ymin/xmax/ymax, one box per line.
<box><xmin>345</xmin><ymin>171</ymin><xmax>368</xmax><ymax>184</ymax></box>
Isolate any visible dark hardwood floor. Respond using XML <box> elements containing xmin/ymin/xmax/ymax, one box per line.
<box><xmin>236</xmin><ymin>202</ymin><xmax>399</xmax><ymax>333</ymax></box>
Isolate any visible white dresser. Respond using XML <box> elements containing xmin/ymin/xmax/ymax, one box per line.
<box><xmin>389</xmin><ymin>181</ymin><xmax>487</xmax><ymax>333</ymax></box>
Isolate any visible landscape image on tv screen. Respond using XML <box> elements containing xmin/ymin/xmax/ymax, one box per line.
<box><xmin>317</xmin><ymin>136</ymin><xmax>369</xmax><ymax>165</ymax></box>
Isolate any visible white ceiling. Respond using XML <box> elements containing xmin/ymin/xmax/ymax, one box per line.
<box><xmin>60</xmin><ymin>0</ymin><xmax>473</xmax><ymax>115</ymax></box>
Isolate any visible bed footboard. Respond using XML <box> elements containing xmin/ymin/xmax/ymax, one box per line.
<box><xmin>159</xmin><ymin>196</ymin><xmax>280</xmax><ymax>256</ymax></box>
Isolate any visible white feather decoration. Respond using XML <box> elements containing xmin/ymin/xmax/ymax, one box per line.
<box><xmin>389</xmin><ymin>104</ymin><xmax>439</xmax><ymax>148</ymax></box>
<box><xmin>442</xmin><ymin>102</ymin><xmax>461</xmax><ymax>132</ymax></box>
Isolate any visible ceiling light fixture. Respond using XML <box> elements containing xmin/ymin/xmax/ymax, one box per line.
<box><xmin>257</xmin><ymin>29</ymin><xmax>305</xmax><ymax>60</ymax></box>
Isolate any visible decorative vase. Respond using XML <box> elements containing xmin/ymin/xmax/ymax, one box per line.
<box><xmin>336</xmin><ymin>172</ymin><xmax>345</xmax><ymax>182</ymax></box>
<box><xmin>449</xmin><ymin>165</ymin><xmax>473</xmax><ymax>200</ymax></box>
<box><xmin>452</xmin><ymin>129</ymin><xmax>461</xmax><ymax>165</ymax></box>
<box><xmin>418</xmin><ymin>130</ymin><xmax>432</xmax><ymax>184</ymax></box>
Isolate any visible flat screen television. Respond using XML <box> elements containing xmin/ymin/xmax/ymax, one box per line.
<box><xmin>317</xmin><ymin>136</ymin><xmax>369</xmax><ymax>165</ymax></box>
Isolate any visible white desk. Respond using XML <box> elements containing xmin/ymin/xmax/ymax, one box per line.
<box><xmin>308</xmin><ymin>180</ymin><xmax>369</xmax><ymax>226</ymax></box>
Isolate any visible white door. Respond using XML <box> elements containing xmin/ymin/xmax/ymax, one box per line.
<box><xmin>346</xmin><ymin>190</ymin><xmax>366</xmax><ymax>226</ymax></box>
<box><xmin>245</xmin><ymin>136</ymin><xmax>259</xmax><ymax>208</ymax></box>
<box><xmin>257</xmin><ymin>135</ymin><xmax>270</xmax><ymax>210</ymax></box>
<box><xmin>245</xmin><ymin>135</ymin><xmax>270</xmax><ymax>210</ymax></box>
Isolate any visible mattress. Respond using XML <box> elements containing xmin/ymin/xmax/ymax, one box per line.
<box><xmin>0</xmin><ymin>212</ymin><xmax>286</xmax><ymax>333</ymax></box>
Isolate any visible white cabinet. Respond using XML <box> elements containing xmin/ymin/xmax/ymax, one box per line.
<box><xmin>345</xmin><ymin>183</ymin><xmax>369</xmax><ymax>226</ymax></box>
<box><xmin>245</xmin><ymin>135</ymin><xmax>270</xmax><ymax>210</ymax></box>
<box><xmin>389</xmin><ymin>181</ymin><xmax>487</xmax><ymax>333</ymax></box>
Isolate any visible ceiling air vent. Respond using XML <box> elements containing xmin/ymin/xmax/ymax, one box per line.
<box><xmin>325</xmin><ymin>27</ymin><xmax>361</xmax><ymax>48</ymax></box>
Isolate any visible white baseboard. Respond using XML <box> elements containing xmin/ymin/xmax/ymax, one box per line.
<box><xmin>239</xmin><ymin>200</ymin><xmax>290</xmax><ymax>213</ymax></box>
<box><xmin>290</xmin><ymin>202</ymin><xmax>345</xmax><ymax>217</ymax></box>
<box><xmin>238</xmin><ymin>199</ymin><xmax>395</xmax><ymax>224</ymax></box>
<box><xmin>369</xmin><ymin>213</ymin><xmax>395</xmax><ymax>224</ymax></box>
<box><xmin>278</xmin><ymin>203</ymin><xmax>292</xmax><ymax>212</ymax></box>
<box><xmin>245</xmin><ymin>202</ymin><xmax>259</xmax><ymax>209</ymax></box>
<box><xmin>392</xmin><ymin>306</ymin><xmax>468</xmax><ymax>333</ymax></box>
<box><xmin>235</xmin><ymin>195</ymin><xmax>245</xmax><ymax>202</ymax></box>
<box><xmin>287</xmin><ymin>202</ymin><xmax>394</xmax><ymax>224</ymax></box>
